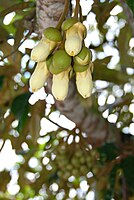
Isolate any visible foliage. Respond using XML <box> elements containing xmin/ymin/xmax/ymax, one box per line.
<box><xmin>0</xmin><ymin>0</ymin><xmax>134</xmax><ymax>199</ymax></box>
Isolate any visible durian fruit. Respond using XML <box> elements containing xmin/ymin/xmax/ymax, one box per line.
<box><xmin>31</xmin><ymin>27</ymin><xmax>62</xmax><ymax>62</ymax></box>
<box><xmin>29</xmin><ymin>61</ymin><xmax>49</xmax><ymax>92</ymax></box>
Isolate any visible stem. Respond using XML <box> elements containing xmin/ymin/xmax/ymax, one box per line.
<box><xmin>0</xmin><ymin>30</ymin><xmax>32</xmax><ymax>61</ymax></box>
<box><xmin>56</xmin><ymin>0</ymin><xmax>69</xmax><ymax>29</ymax></box>
<box><xmin>79</xmin><ymin>3</ymin><xmax>83</xmax><ymax>22</ymax></box>
<box><xmin>122</xmin><ymin>175</ymin><xmax>129</xmax><ymax>200</ymax></box>
<box><xmin>74</xmin><ymin>0</ymin><xmax>80</xmax><ymax>18</ymax></box>
<box><xmin>0</xmin><ymin>140</ymin><xmax>5</xmax><ymax>152</ymax></box>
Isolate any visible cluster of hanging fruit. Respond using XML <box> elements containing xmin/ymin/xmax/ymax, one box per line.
<box><xmin>30</xmin><ymin>1</ymin><xmax>93</xmax><ymax>101</ymax></box>
<box><xmin>46</xmin><ymin>143</ymin><xmax>99</xmax><ymax>181</ymax></box>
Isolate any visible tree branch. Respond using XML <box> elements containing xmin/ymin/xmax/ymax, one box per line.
<box><xmin>35</xmin><ymin>0</ymin><xmax>121</xmax><ymax>147</ymax></box>
<box><xmin>120</xmin><ymin>0</ymin><xmax>134</xmax><ymax>36</ymax></box>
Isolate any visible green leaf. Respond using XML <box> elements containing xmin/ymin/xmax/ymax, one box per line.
<box><xmin>94</xmin><ymin>58</ymin><xmax>134</xmax><ymax>84</ymax></box>
<box><xmin>98</xmin><ymin>143</ymin><xmax>119</xmax><ymax>162</ymax></box>
<box><xmin>126</xmin><ymin>0</ymin><xmax>134</xmax><ymax>15</ymax></box>
<box><xmin>122</xmin><ymin>155</ymin><xmax>134</xmax><ymax>192</ymax></box>
<box><xmin>104</xmin><ymin>165</ymin><xmax>119</xmax><ymax>200</ymax></box>
<box><xmin>11</xmin><ymin>92</ymin><xmax>31</xmax><ymax>132</ymax></box>
<box><xmin>0</xmin><ymin>2</ymin><xmax>35</xmax><ymax>18</ymax></box>
<box><xmin>0</xmin><ymin>75</ymin><xmax>5</xmax><ymax>90</ymax></box>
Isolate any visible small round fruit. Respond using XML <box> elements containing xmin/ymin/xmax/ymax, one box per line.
<box><xmin>53</xmin><ymin>50</ymin><xmax>71</xmax><ymax>70</ymax></box>
<box><xmin>44</xmin><ymin>27</ymin><xmax>62</xmax><ymax>42</ymax></box>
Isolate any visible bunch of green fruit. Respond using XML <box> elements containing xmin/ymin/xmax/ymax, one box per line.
<box><xmin>30</xmin><ymin>10</ymin><xmax>93</xmax><ymax>101</ymax></box>
<box><xmin>49</xmin><ymin>144</ymin><xmax>97</xmax><ymax>180</ymax></box>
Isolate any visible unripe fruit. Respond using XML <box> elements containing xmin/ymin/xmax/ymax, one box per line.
<box><xmin>80</xmin><ymin>166</ymin><xmax>88</xmax><ymax>174</ymax></box>
<box><xmin>74</xmin><ymin>46</ymin><xmax>92</xmax><ymax>65</ymax></box>
<box><xmin>76</xmin><ymin>68</ymin><xmax>93</xmax><ymax>98</ymax></box>
<box><xmin>65</xmin><ymin>34</ymin><xmax>82</xmax><ymax>56</ymax></box>
<box><xmin>31</xmin><ymin>38</ymin><xmax>56</xmax><ymax>62</ymax></box>
<box><xmin>72</xmin><ymin>169</ymin><xmax>79</xmax><ymax>177</ymax></box>
<box><xmin>74</xmin><ymin>22</ymin><xmax>87</xmax><ymax>39</ymax></box>
<box><xmin>52</xmin><ymin>50</ymin><xmax>71</xmax><ymax>72</ymax></box>
<box><xmin>86</xmin><ymin>157</ymin><xmax>92</xmax><ymax>168</ymax></box>
<box><xmin>47</xmin><ymin>56</ymin><xmax>65</xmax><ymax>75</ymax></box>
<box><xmin>66</xmin><ymin>164</ymin><xmax>73</xmax><ymax>171</ymax></box>
<box><xmin>75</xmin><ymin>150</ymin><xmax>83</xmax><ymax>157</ymax></box>
<box><xmin>79</xmin><ymin>157</ymin><xmax>86</xmax><ymax>164</ymax></box>
<box><xmin>44</xmin><ymin>27</ymin><xmax>62</xmax><ymax>42</ymax></box>
<box><xmin>29</xmin><ymin>61</ymin><xmax>49</xmax><ymax>92</ymax></box>
<box><xmin>73</xmin><ymin>63</ymin><xmax>89</xmax><ymax>72</ymax></box>
<box><xmin>31</xmin><ymin>40</ymin><xmax>50</xmax><ymax>62</ymax></box>
<box><xmin>52</xmin><ymin>68</ymin><xmax>70</xmax><ymax>101</ymax></box>
<box><xmin>62</xmin><ymin>18</ymin><xmax>78</xmax><ymax>31</ymax></box>
<box><xmin>71</xmin><ymin>157</ymin><xmax>79</xmax><ymax>167</ymax></box>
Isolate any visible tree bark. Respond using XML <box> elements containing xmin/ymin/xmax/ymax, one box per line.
<box><xmin>36</xmin><ymin>0</ymin><xmax>64</xmax><ymax>36</ymax></box>
<box><xmin>35</xmin><ymin>0</ymin><xmax>121</xmax><ymax>147</ymax></box>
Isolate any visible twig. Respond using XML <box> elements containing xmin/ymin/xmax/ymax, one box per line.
<box><xmin>120</xmin><ymin>0</ymin><xmax>134</xmax><ymax>36</ymax></box>
<box><xmin>122</xmin><ymin>175</ymin><xmax>129</xmax><ymax>200</ymax></box>
<box><xmin>0</xmin><ymin>30</ymin><xmax>32</xmax><ymax>61</ymax></box>
<box><xmin>46</xmin><ymin>116</ymin><xmax>69</xmax><ymax>132</ymax></box>
<box><xmin>56</xmin><ymin>0</ymin><xmax>69</xmax><ymax>29</ymax></box>
<box><xmin>0</xmin><ymin>140</ymin><xmax>5</xmax><ymax>152</ymax></box>
<box><xmin>74</xmin><ymin>0</ymin><xmax>80</xmax><ymax>18</ymax></box>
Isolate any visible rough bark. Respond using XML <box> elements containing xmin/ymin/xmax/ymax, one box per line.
<box><xmin>35</xmin><ymin>0</ymin><xmax>120</xmax><ymax>147</ymax></box>
<box><xmin>36</xmin><ymin>0</ymin><xmax>64</xmax><ymax>36</ymax></box>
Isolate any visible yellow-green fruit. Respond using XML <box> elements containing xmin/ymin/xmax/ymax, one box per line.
<box><xmin>80</xmin><ymin>166</ymin><xmax>88</xmax><ymax>174</ymax></box>
<box><xmin>66</xmin><ymin>164</ymin><xmax>73</xmax><ymax>170</ymax></box>
<box><xmin>72</xmin><ymin>169</ymin><xmax>79</xmax><ymax>176</ymax></box>
<box><xmin>52</xmin><ymin>68</ymin><xmax>70</xmax><ymax>101</ymax></box>
<box><xmin>74</xmin><ymin>46</ymin><xmax>92</xmax><ymax>65</ymax></box>
<box><xmin>73</xmin><ymin>63</ymin><xmax>89</xmax><ymax>72</ymax></box>
<box><xmin>76</xmin><ymin>68</ymin><xmax>93</xmax><ymax>98</ymax></box>
<box><xmin>65</xmin><ymin>34</ymin><xmax>82</xmax><ymax>56</ymax></box>
<box><xmin>44</xmin><ymin>27</ymin><xmax>62</xmax><ymax>42</ymax></box>
<box><xmin>46</xmin><ymin>56</ymin><xmax>53</xmax><ymax>70</ymax></box>
<box><xmin>31</xmin><ymin>38</ymin><xmax>56</xmax><ymax>62</ymax></box>
<box><xmin>46</xmin><ymin>56</ymin><xmax>63</xmax><ymax>74</ymax></box>
<box><xmin>53</xmin><ymin>50</ymin><xmax>71</xmax><ymax>71</ymax></box>
<box><xmin>62</xmin><ymin>18</ymin><xmax>78</xmax><ymax>31</ymax></box>
<box><xmin>79</xmin><ymin>157</ymin><xmax>86</xmax><ymax>164</ymax></box>
<box><xmin>29</xmin><ymin>61</ymin><xmax>49</xmax><ymax>92</ymax></box>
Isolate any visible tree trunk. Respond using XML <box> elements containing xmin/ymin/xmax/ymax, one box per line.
<box><xmin>35</xmin><ymin>0</ymin><xmax>121</xmax><ymax>147</ymax></box>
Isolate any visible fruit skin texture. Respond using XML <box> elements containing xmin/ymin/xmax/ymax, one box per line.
<box><xmin>61</xmin><ymin>18</ymin><xmax>78</xmax><ymax>31</ymax></box>
<box><xmin>31</xmin><ymin>37</ymin><xmax>57</xmax><ymax>62</ymax></box>
<box><xmin>76</xmin><ymin>68</ymin><xmax>93</xmax><ymax>98</ymax></box>
<box><xmin>65</xmin><ymin>34</ymin><xmax>82</xmax><ymax>56</ymax></box>
<box><xmin>73</xmin><ymin>62</ymin><xmax>89</xmax><ymax>72</ymax></box>
<box><xmin>74</xmin><ymin>46</ymin><xmax>92</xmax><ymax>65</ymax></box>
<box><xmin>65</xmin><ymin>22</ymin><xmax>87</xmax><ymax>56</ymax></box>
<box><xmin>46</xmin><ymin>50</ymin><xmax>71</xmax><ymax>75</ymax></box>
<box><xmin>29</xmin><ymin>61</ymin><xmax>49</xmax><ymax>92</ymax></box>
<box><xmin>53</xmin><ymin>50</ymin><xmax>71</xmax><ymax>69</ymax></box>
<box><xmin>52</xmin><ymin>67</ymin><xmax>71</xmax><ymax>101</ymax></box>
<box><xmin>44</xmin><ymin>27</ymin><xmax>62</xmax><ymax>42</ymax></box>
